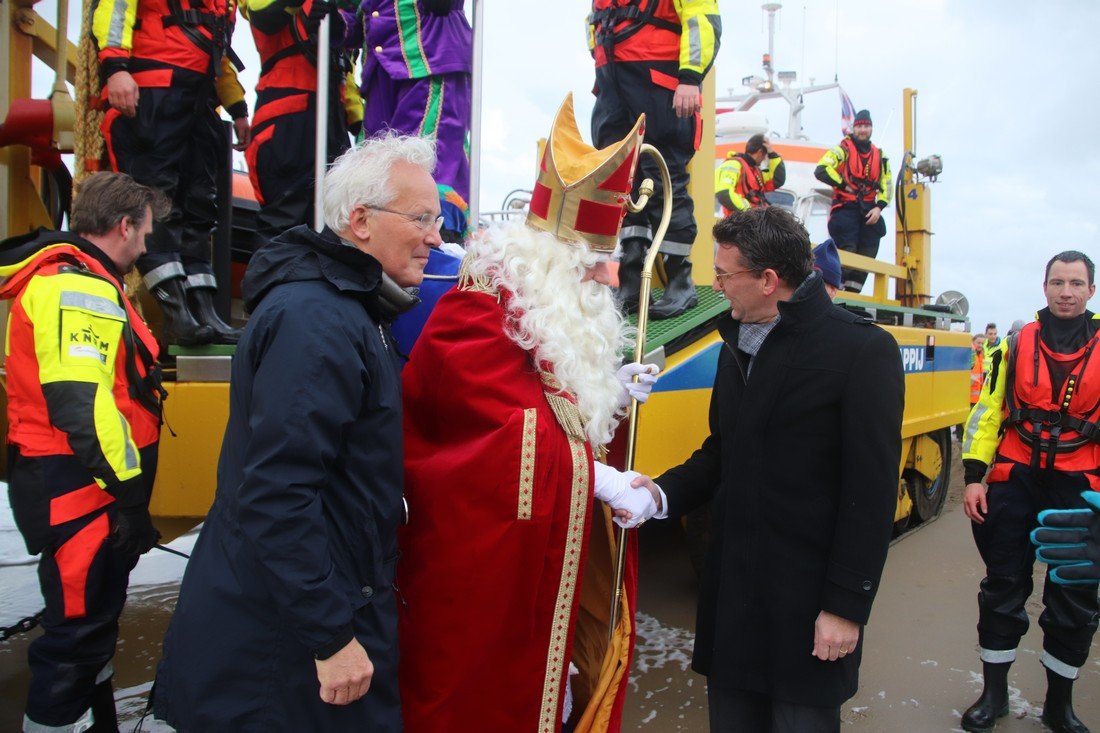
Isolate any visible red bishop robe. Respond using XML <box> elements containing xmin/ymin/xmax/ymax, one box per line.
<box><xmin>399</xmin><ymin>274</ymin><xmax>636</xmax><ymax>732</ymax></box>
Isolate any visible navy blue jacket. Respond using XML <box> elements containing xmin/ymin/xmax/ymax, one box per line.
<box><xmin>155</xmin><ymin>225</ymin><xmax>404</xmax><ymax>731</ymax></box>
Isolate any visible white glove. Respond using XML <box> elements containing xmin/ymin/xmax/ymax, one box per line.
<box><xmin>616</xmin><ymin>362</ymin><xmax>660</xmax><ymax>406</ymax></box>
<box><xmin>593</xmin><ymin>462</ymin><xmax>658</xmax><ymax>529</ymax></box>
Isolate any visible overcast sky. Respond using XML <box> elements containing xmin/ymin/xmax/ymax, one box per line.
<box><xmin>30</xmin><ymin>0</ymin><xmax>1100</xmax><ymax>333</ymax></box>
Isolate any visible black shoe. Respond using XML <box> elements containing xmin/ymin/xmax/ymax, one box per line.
<box><xmin>88</xmin><ymin>677</ymin><xmax>118</xmax><ymax>732</ymax></box>
<box><xmin>615</xmin><ymin>237</ymin><xmax>650</xmax><ymax>314</ymax></box>
<box><xmin>649</xmin><ymin>254</ymin><xmax>698</xmax><ymax>320</ymax></box>
<box><xmin>1042</xmin><ymin>667</ymin><xmax>1090</xmax><ymax>733</ymax></box>
<box><xmin>961</xmin><ymin>661</ymin><xmax>1010</xmax><ymax>732</ymax></box>
<box><xmin>188</xmin><ymin>287</ymin><xmax>243</xmax><ymax>345</ymax></box>
<box><xmin>151</xmin><ymin>278</ymin><xmax>216</xmax><ymax>346</ymax></box>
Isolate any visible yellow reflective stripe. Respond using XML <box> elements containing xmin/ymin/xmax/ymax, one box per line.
<box><xmin>676</xmin><ymin>0</ymin><xmax>720</xmax><ymax>75</ymax></box>
<box><xmin>92</xmin><ymin>0</ymin><xmax>138</xmax><ymax>52</ymax></box>
<box><xmin>60</xmin><ymin>290</ymin><xmax>126</xmax><ymax>320</ymax></box>
<box><xmin>99</xmin><ymin>392</ymin><xmax>140</xmax><ymax>478</ymax></box>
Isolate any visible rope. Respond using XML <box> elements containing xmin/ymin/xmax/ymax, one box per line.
<box><xmin>73</xmin><ymin>0</ymin><xmax>103</xmax><ymax>186</ymax></box>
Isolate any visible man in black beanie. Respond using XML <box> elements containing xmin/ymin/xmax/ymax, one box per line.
<box><xmin>814</xmin><ymin>109</ymin><xmax>892</xmax><ymax>293</ymax></box>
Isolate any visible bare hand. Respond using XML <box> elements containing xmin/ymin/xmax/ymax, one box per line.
<box><xmin>629</xmin><ymin>474</ymin><xmax>663</xmax><ymax>513</ymax></box>
<box><xmin>812</xmin><ymin>610</ymin><xmax>860</xmax><ymax>662</ymax></box>
<box><xmin>107</xmin><ymin>71</ymin><xmax>140</xmax><ymax>118</ymax></box>
<box><xmin>963</xmin><ymin>482</ymin><xmax>989</xmax><ymax>524</ymax></box>
<box><xmin>233</xmin><ymin>117</ymin><xmax>252</xmax><ymax>151</ymax></box>
<box><xmin>672</xmin><ymin>84</ymin><xmax>701</xmax><ymax>118</ymax></box>
<box><xmin>865</xmin><ymin>207</ymin><xmax>882</xmax><ymax>226</ymax></box>
<box><xmin>315</xmin><ymin>637</ymin><xmax>373</xmax><ymax>705</ymax></box>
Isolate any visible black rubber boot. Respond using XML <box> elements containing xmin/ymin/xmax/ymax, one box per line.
<box><xmin>188</xmin><ymin>287</ymin><xmax>242</xmax><ymax>345</ymax></box>
<box><xmin>150</xmin><ymin>278</ymin><xmax>215</xmax><ymax>346</ymax></box>
<box><xmin>961</xmin><ymin>661</ymin><xmax>1011</xmax><ymax>732</ymax></box>
<box><xmin>1042</xmin><ymin>667</ymin><xmax>1090</xmax><ymax>733</ymax></box>
<box><xmin>88</xmin><ymin>678</ymin><xmax>118</xmax><ymax>732</ymax></box>
<box><xmin>649</xmin><ymin>254</ymin><xmax>699</xmax><ymax>320</ymax></box>
<box><xmin>615</xmin><ymin>237</ymin><xmax>649</xmax><ymax>314</ymax></box>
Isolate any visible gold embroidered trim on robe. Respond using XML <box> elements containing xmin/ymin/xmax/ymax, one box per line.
<box><xmin>518</xmin><ymin>408</ymin><xmax>537</xmax><ymax>520</ymax></box>
<box><xmin>533</xmin><ymin>369</ymin><xmax>593</xmax><ymax>730</ymax></box>
<box><xmin>537</xmin><ymin>433</ymin><xmax>591</xmax><ymax>732</ymax></box>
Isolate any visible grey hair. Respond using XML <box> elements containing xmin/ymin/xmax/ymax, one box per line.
<box><xmin>322</xmin><ymin>132</ymin><xmax>437</xmax><ymax>232</ymax></box>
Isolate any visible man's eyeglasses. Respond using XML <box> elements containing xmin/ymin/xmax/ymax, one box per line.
<box><xmin>370</xmin><ymin>206</ymin><xmax>445</xmax><ymax>233</ymax></box>
<box><xmin>713</xmin><ymin>267</ymin><xmax>757</xmax><ymax>283</ymax></box>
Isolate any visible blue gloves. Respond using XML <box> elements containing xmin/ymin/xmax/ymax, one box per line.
<box><xmin>1032</xmin><ymin>491</ymin><xmax>1100</xmax><ymax>585</ymax></box>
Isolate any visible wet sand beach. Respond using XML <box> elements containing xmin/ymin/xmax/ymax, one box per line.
<box><xmin>2</xmin><ymin>458</ymin><xmax>1098</xmax><ymax>731</ymax></box>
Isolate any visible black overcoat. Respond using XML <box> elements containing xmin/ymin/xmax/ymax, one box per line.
<box><xmin>657</xmin><ymin>275</ymin><xmax>904</xmax><ymax>707</ymax></box>
<box><xmin>154</xmin><ymin>226</ymin><xmax>405</xmax><ymax>731</ymax></box>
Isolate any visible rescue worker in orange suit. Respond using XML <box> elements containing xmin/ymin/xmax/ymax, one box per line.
<box><xmin>715</xmin><ymin>133</ymin><xmax>785</xmax><ymax>216</ymax></box>
<box><xmin>589</xmin><ymin>0</ymin><xmax>721</xmax><ymax>319</ymax></box>
<box><xmin>814</xmin><ymin>108</ymin><xmax>892</xmax><ymax>294</ymax></box>
<box><xmin>961</xmin><ymin>250</ymin><xmax>1100</xmax><ymax>733</ymax></box>
<box><xmin>0</xmin><ymin>173</ymin><xmax>166</xmax><ymax>733</ymax></box>
<box><xmin>92</xmin><ymin>0</ymin><xmax>251</xmax><ymax>345</ymax></box>
<box><xmin>241</xmin><ymin>0</ymin><xmax>364</xmax><ymax>241</ymax></box>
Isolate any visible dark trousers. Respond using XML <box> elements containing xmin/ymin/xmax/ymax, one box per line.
<box><xmin>971</xmin><ymin>464</ymin><xmax>1100</xmax><ymax>668</ymax></box>
<box><xmin>102</xmin><ymin>68</ymin><xmax>223</xmax><ymax>277</ymax></box>
<box><xmin>591</xmin><ymin>61</ymin><xmax>698</xmax><ymax>256</ymax></box>
<box><xmin>826</xmin><ymin>203</ymin><xmax>886</xmax><ymax>292</ymax></box>
<box><xmin>708</xmin><ymin>686</ymin><xmax>841</xmax><ymax>733</ymax></box>
<box><xmin>246</xmin><ymin>87</ymin><xmax>351</xmax><ymax>243</ymax></box>
<box><xmin>7</xmin><ymin>450</ymin><xmax>155</xmax><ymax>727</ymax></box>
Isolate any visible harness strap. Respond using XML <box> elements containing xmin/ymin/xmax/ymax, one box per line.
<box><xmin>591</xmin><ymin>1</ymin><xmax>682</xmax><ymax>55</ymax></box>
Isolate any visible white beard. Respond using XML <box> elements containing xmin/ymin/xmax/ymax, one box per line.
<box><xmin>463</xmin><ymin>222</ymin><xmax>633</xmax><ymax>446</ymax></box>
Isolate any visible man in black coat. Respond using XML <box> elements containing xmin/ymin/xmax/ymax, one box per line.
<box><xmin>633</xmin><ymin>207</ymin><xmax>904</xmax><ymax>731</ymax></box>
<box><xmin>153</xmin><ymin>132</ymin><xmax>442</xmax><ymax>731</ymax></box>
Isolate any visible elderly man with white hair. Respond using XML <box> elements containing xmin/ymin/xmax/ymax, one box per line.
<box><xmin>153</xmin><ymin>132</ymin><xmax>440</xmax><ymax>731</ymax></box>
<box><xmin>397</xmin><ymin>95</ymin><xmax>659</xmax><ymax>732</ymax></box>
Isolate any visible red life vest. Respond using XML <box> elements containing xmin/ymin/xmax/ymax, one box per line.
<box><xmin>590</xmin><ymin>0</ymin><xmax>682</xmax><ymax>68</ymax></box>
<box><xmin>100</xmin><ymin>0</ymin><xmax>239</xmax><ymax>77</ymax></box>
<box><xmin>251</xmin><ymin>0</ymin><xmax>351</xmax><ymax>92</ymax></box>
<box><xmin>833</xmin><ymin>137</ymin><xmax>882</xmax><ymax>205</ymax></box>
<box><xmin>733</xmin><ymin>153</ymin><xmax>768</xmax><ymax>208</ymax></box>
<box><xmin>989</xmin><ymin>320</ymin><xmax>1100</xmax><ymax>488</ymax></box>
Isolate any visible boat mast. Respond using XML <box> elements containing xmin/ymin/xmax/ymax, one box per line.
<box><xmin>717</xmin><ymin>2</ymin><xmax>839</xmax><ymax>140</ymax></box>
